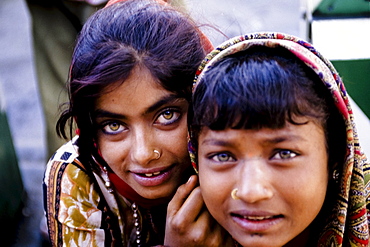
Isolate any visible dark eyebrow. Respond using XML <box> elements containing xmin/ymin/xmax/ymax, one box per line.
<box><xmin>94</xmin><ymin>94</ymin><xmax>183</xmax><ymax>120</ymax></box>
<box><xmin>201</xmin><ymin>139</ymin><xmax>232</xmax><ymax>146</ymax></box>
<box><xmin>262</xmin><ymin>136</ymin><xmax>303</xmax><ymax>144</ymax></box>
<box><xmin>201</xmin><ymin>135</ymin><xmax>303</xmax><ymax>146</ymax></box>
<box><xmin>94</xmin><ymin>109</ymin><xmax>125</xmax><ymax>120</ymax></box>
<box><xmin>144</xmin><ymin>94</ymin><xmax>182</xmax><ymax>115</ymax></box>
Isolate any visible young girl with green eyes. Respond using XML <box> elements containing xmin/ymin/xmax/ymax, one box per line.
<box><xmin>43</xmin><ymin>0</ymin><xmax>232</xmax><ymax>246</ymax></box>
<box><xmin>189</xmin><ymin>32</ymin><xmax>370</xmax><ymax>246</ymax></box>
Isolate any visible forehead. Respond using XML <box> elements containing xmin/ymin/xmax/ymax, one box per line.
<box><xmin>198</xmin><ymin>118</ymin><xmax>325</xmax><ymax>146</ymax></box>
<box><xmin>96</xmin><ymin>67</ymin><xmax>164</xmax><ymax>109</ymax></box>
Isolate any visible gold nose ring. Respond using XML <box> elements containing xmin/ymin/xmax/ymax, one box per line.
<box><xmin>231</xmin><ymin>188</ymin><xmax>239</xmax><ymax>200</ymax></box>
<box><xmin>153</xmin><ymin>149</ymin><xmax>161</xmax><ymax>159</ymax></box>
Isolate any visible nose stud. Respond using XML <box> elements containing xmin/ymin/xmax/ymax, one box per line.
<box><xmin>153</xmin><ymin>149</ymin><xmax>161</xmax><ymax>160</ymax></box>
<box><xmin>231</xmin><ymin>188</ymin><xmax>239</xmax><ymax>200</ymax></box>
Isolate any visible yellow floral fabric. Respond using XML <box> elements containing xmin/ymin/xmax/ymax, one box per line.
<box><xmin>43</xmin><ymin>137</ymin><xmax>127</xmax><ymax>246</ymax></box>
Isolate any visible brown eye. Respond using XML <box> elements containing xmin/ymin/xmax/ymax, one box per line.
<box><xmin>156</xmin><ymin>109</ymin><xmax>181</xmax><ymax>125</ymax></box>
<box><xmin>102</xmin><ymin>122</ymin><xmax>125</xmax><ymax>134</ymax></box>
<box><xmin>163</xmin><ymin>110</ymin><xmax>174</xmax><ymax>120</ymax></box>
<box><xmin>108</xmin><ymin>123</ymin><xmax>120</xmax><ymax>131</ymax></box>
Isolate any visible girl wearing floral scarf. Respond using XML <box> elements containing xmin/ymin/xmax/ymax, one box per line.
<box><xmin>189</xmin><ymin>32</ymin><xmax>369</xmax><ymax>246</ymax></box>
<box><xmin>43</xmin><ymin>0</ymin><xmax>233</xmax><ymax>246</ymax></box>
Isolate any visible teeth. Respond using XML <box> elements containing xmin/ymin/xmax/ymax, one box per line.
<box><xmin>243</xmin><ymin>216</ymin><xmax>272</xmax><ymax>220</ymax></box>
<box><xmin>144</xmin><ymin>171</ymin><xmax>161</xmax><ymax>177</ymax></box>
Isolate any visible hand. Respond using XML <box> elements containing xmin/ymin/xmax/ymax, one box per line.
<box><xmin>164</xmin><ymin>175</ymin><xmax>234</xmax><ymax>247</ymax></box>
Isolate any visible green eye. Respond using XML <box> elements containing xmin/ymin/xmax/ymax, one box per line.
<box><xmin>211</xmin><ymin>153</ymin><xmax>234</xmax><ymax>162</ymax></box>
<box><xmin>272</xmin><ymin>150</ymin><xmax>297</xmax><ymax>160</ymax></box>
<box><xmin>217</xmin><ymin>153</ymin><xmax>231</xmax><ymax>161</ymax></box>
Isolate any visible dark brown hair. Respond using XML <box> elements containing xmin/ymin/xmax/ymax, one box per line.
<box><xmin>57</xmin><ymin>0</ymin><xmax>207</xmax><ymax>160</ymax></box>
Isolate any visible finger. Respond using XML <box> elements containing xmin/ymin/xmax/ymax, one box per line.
<box><xmin>168</xmin><ymin>187</ymin><xmax>205</xmax><ymax>230</ymax></box>
<box><xmin>178</xmin><ymin>209</ymin><xmax>215</xmax><ymax>245</ymax></box>
<box><xmin>174</xmin><ymin>186</ymin><xmax>204</xmax><ymax>220</ymax></box>
<box><xmin>193</xmin><ymin>211</ymin><xmax>234</xmax><ymax>246</ymax></box>
<box><xmin>210</xmin><ymin>219</ymin><xmax>235</xmax><ymax>247</ymax></box>
<box><xmin>210</xmin><ymin>222</ymin><xmax>231</xmax><ymax>246</ymax></box>
<box><xmin>167</xmin><ymin>175</ymin><xmax>198</xmax><ymax>215</ymax></box>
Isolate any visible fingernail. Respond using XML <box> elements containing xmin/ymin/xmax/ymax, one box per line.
<box><xmin>186</xmin><ymin>176</ymin><xmax>193</xmax><ymax>184</ymax></box>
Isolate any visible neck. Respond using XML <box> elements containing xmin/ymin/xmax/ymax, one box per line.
<box><xmin>284</xmin><ymin>227</ymin><xmax>311</xmax><ymax>247</ymax></box>
<box><xmin>109</xmin><ymin>172</ymin><xmax>171</xmax><ymax>208</ymax></box>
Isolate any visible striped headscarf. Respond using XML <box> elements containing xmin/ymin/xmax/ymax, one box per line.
<box><xmin>190</xmin><ymin>32</ymin><xmax>370</xmax><ymax>246</ymax></box>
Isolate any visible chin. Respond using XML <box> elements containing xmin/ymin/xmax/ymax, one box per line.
<box><xmin>141</xmin><ymin>185</ymin><xmax>176</xmax><ymax>200</ymax></box>
<box><xmin>234</xmin><ymin>235</ymin><xmax>292</xmax><ymax>247</ymax></box>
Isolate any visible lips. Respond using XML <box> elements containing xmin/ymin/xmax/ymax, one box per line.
<box><xmin>239</xmin><ymin>215</ymin><xmax>276</xmax><ymax>221</ymax></box>
<box><xmin>231</xmin><ymin>211</ymin><xmax>283</xmax><ymax>232</ymax></box>
<box><xmin>142</xmin><ymin>171</ymin><xmax>161</xmax><ymax>177</ymax></box>
<box><xmin>131</xmin><ymin>165</ymin><xmax>174</xmax><ymax>187</ymax></box>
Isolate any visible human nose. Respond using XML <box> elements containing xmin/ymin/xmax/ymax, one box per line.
<box><xmin>236</xmin><ymin>160</ymin><xmax>273</xmax><ymax>203</ymax></box>
<box><xmin>130</xmin><ymin>128</ymin><xmax>159</xmax><ymax>166</ymax></box>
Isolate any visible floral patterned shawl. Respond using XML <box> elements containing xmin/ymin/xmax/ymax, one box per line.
<box><xmin>189</xmin><ymin>32</ymin><xmax>370</xmax><ymax>246</ymax></box>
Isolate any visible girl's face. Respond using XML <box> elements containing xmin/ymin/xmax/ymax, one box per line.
<box><xmin>197</xmin><ymin>117</ymin><xmax>328</xmax><ymax>247</ymax></box>
<box><xmin>95</xmin><ymin>67</ymin><xmax>190</xmax><ymax>200</ymax></box>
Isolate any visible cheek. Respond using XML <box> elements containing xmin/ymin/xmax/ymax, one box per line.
<box><xmin>97</xmin><ymin>138</ymin><xmax>127</xmax><ymax>165</ymax></box>
<box><xmin>162</xmin><ymin>121</ymin><xmax>189</xmax><ymax>156</ymax></box>
<box><xmin>288</xmin><ymin>129</ymin><xmax>329</xmax><ymax>213</ymax></box>
<box><xmin>198</xmin><ymin>167</ymin><xmax>232</xmax><ymax>217</ymax></box>
<box><xmin>307</xmin><ymin>162</ymin><xmax>328</xmax><ymax>210</ymax></box>
<box><xmin>305</xmin><ymin>143</ymin><xmax>329</xmax><ymax>204</ymax></box>
<box><xmin>286</xmin><ymin>158</ymin><xmax>328</xmax><ymax>225</ymax></box>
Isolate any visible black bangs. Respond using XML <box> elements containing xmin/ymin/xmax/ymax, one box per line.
<box><xmin>191</xmin><ymin>46</ymin><xmax>328</xmax><ymax>133</ymax></box>
<box><xmin>190</xmin><ymin>44</ymin><xmax>348</xmax><ymax>184</ymax></box>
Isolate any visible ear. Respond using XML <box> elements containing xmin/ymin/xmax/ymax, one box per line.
<box><xmin>329</xmin><ymin>162</ymin><xmax>339</xmax><ymax>183</ymax></box>
<box><xmin>188</xmin><ymin>139</ymin><xmax>198</xmax><ymax>174</ymax></box>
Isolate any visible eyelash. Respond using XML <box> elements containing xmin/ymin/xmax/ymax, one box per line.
<box><xmin>155</xmin><ymin>108</ymin><xmax>182</xmax><ymax>126</ymax></box>
<box><xmin>209</xmin><ymin>152</ymin><xmax>235</xmax><ymax>163</ymax></box>
<box><xmin>271</xmin><ymin>150</ymin><xmax>298</xmax><ymax>160</ymax></box>
<box><xmin>101</xmin><ymin>121</ymin><xmax>126</xmax><ymax>135</ymax></box>
<box><xmin>208</xmin><ymin>150</ymin><xmax>298</xmax><ymax>163</ymax></box>
<box><xmin>99</xmin><ymin>108</ymin><xmax>182</xmax><ymax>135</ymax></box>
